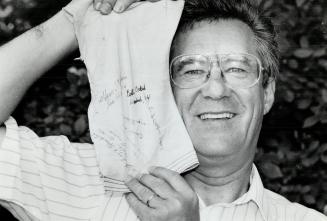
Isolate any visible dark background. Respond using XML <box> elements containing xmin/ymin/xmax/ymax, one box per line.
<box><xmin>0</xmin><ymin>0</ymin><xmax>327</xmax><ymax>219</ymax></box>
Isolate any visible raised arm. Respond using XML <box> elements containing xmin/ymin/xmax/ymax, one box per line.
<box><xmin>0</xmin><ymin>10</ymin><xmax>78</xmax><ymax>125</ymax></box>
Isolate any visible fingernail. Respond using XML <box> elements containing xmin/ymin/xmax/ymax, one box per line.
<box><xmin>94</xmin><ymin>2</ymin><xmax>101</xmax><ymax>10</ymax></box>
<box><xmin>100</xmin><ymin>3</ymin><xmax>112</xmax><ymax>15</ymax></box>
<box><xmin>113</xmin><ymin>3</ymin><xmax>124</xmax><ymax>13</ymax></box>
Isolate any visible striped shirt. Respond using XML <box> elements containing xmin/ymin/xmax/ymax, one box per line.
<box><xmin>0</xmin><ymin>117</ymin><xmax>326</xmax><ymax>221</ymax></box>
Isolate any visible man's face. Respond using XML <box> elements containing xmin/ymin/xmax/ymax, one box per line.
<box><xmin>171</xmin><ymin>20</ymin><xmax>275</xmax><ymax>161</ymax></box>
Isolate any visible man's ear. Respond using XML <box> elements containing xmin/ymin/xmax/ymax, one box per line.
<box><xmin>263</xmin><ymin>78</ymin><xmax>275</xmax><ymax>115</ymax></box>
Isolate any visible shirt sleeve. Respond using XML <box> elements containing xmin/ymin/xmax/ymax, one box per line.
<box><xmin>0</xmin><ymin>117</ymin><xmax>104</xmax><ymax>221</ymax></box>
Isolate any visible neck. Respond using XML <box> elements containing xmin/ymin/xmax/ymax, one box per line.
<box><xmin>184</xmin><ymin>154</ymin><xmax>253</xmax><ymax>206</ymax></box>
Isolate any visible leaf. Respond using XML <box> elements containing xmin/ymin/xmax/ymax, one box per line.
<box><xmin>266</xmin><ymin>138</ymin><xmax>279</xmax><ymax>147</ymax></box>
<box><xmin>60</xmin><ymin>124</ymin><xmax>72</xmax><ymax>136</ymax></box>
<box><xmin>320</xmin><ymin>143</ymin><xmax>327</xmax><ymax>164</ymax></box>
<box><xmin>318</xmin><ymin>59</ymin><xmax>327</xmax><ymax>70</ymax></box>
<box><xmin>277</xmin><ymin>36</ymin><xmax>291</xmax><ymax>53</ymax></box>
<box><xmin>74</xmin><ymin>116</ymin><xmax>87</xmax><ymax>135</ymax></box>
<box><xmin>310</xmin><ymin>105</ymin><xmax>320</xmax><ymax>115</ymax></box>
<box><xmin>284</xmin><ymin>90</ymin><xmax>295</xmax><ymax>103</ymax></box>
<box><xmin>307</xmin><ymin>141</ymin><xmax>320</xmax><ymax>153</ymax></box>
<box><xmin>0</xmin><ymin>5</ymin><xmax>13</xmax><ymax>19</ymax></box>
<box><xmin>313</xmin><ymin>48</ymin><xmax>326</xmax><ymax>57</ymax></box>
<box><xmin>307</xmin><ymin>81</ymin><xmax>318</xmax><ymax>89</ymax></box>
<box><xmin>296</xmin><ymin>0</ymin><xmax>306</xmax><ymax>7</ymax></box>
<box><xmin>303</xmin><ymin>194</ymin><xmax>316</xmax><ymax>205</ymax></box>
<box><xmin>303</xmin><ymin>115</ymin><xmax>319</xmax><ymax>128</ymax></box>
<box><xmin>300</xmin><ymin>186</ymin><xmax>311</xmax><ymax>194</ymax></box>
<box><xmin>285</xmin><ymin>151</ymin><xmax>300</xmax><ymax>162</ymax></box>
<box><xmin>67</xmin><ymin>72</ymin><xmax>79</xmax><ymax>84</ymax></box>
<box><xmin>78</xmin><ymin>68</ymin><xmax>87</xmax><ymax>76</ymax></box>
<box><xmin>323</xmin><ymin>205</ymin><xmax>327</xmax><ymax>216</ymax></box>
<box><xmin>302</xmin><ymin>154</ymin><xmax>319</xmax><ymax>167</ymax></box>
<box><xmin>288</xmin><ymin>59</ymin><xmax>299</xmax><ymax>69</ymax></box>
<box><xmin>322</xmin><ymin>89</ymin><xmax>327</xmax><ymax>103</ymax></box>
<box><xmin>67</xmin><ymin>67</ymin><xmax>79</xmax><ymax>75</ymax></box>
<box><xmin>293</xmin><ymin>48</ymin><xmax>313</xmax><ymax>58</ymax></box>
<box><xmin>260</xmin><ymin>162</ymin><xmax>283</xmax><ymax>179</ymax></box>
<box><xmin>321</xmin><ymin>114</ymin><xmax>327</xmax><ymax>124</ymax></box>
<box><xmin>291</xmin><ymin>81</ymin><xmax>302</xmax><ymax>90</ymax></box>
<box><xmin>299</xmin><ymin>36</ymin><xmax>309</xmax><ymax>48</ymax></box>
<box><xmin>43</xmin><ymin>115</ymin><xmax>54</xmax><ymax>124</ymax></box>
<box><xmin>296</xmin><ymin>98</ymin><xmax>311</xmax><ymax>110</ymax></box>
<box><xmin>263</xmin><ymin>0</ymin><xmax>274</xmax><ymax>9</ymax></box>
<box><xmin>79</xmin><ymin>88</ymin><xmax>90</xmax><ymax>99</ymax></box>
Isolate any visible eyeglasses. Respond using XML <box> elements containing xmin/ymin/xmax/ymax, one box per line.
<box><xmin>170</xmin><ymin>53</ymin><xmax>264</xmax><ymax>89</ymax></box>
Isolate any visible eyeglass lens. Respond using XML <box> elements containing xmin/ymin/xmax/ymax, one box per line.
<box><xmin>171</xmin><ymin>54</ymin><xmax>260</xmax><ymax>89</ymax></box>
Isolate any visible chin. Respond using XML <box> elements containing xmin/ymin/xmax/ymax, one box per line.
<box><xmin>193</xmin><ymin>137</ymin><xmax>243</xmax><ymax>158</ymax></box>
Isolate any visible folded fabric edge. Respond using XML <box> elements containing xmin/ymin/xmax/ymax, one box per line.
<box><xmin>102</xmin><ymin>154</ymin><xmax>199</xmax><ymax>193</ymax></box>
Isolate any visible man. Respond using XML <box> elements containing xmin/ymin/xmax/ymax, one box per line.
<box><xmin>123</xmin><ymin>1</ymin><xmax>326</xmax><ymax>220</ymax></box>
<box><xmin>0</xmin><ymin>0</ymin><xmax>326</xmax><ymax>221</ymax></box>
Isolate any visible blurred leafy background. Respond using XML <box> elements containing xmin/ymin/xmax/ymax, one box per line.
<box><xmin>0</xmin><ymin>0</ymin><xmax>327</xmax><ymax>219</ymax></box>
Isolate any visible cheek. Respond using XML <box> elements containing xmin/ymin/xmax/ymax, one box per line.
<box><xmin>173</xmin><ymin>88</ymin><xmax>197</xmax><ymax>117</ymax></box>
<box><xmin>173</xmin><ymin>91</ymin><xmax>191</xmax><ymax>125</ymax></box>
<box><xmin>237</xmin><ymin>88</ymin><xmax>264</xmax><ymax>130</ymax></box>
<box><xmin>245</xmin><ymin>89</ymin><xmax>265</xmax><ymax>132</ymax></box>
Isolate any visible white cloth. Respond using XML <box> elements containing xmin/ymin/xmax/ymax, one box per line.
<box><xmin>1</xmin><ymin>118</ymin><xmax>326</xmax><ymax>220</ymax></box>
<box><xmin>64</xmin><ymin>0</ymin><xmax>198</xmax><ymax>192</ymax></box>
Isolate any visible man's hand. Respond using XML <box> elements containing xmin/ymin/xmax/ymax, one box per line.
<box><xmin>94</xmin><ymin>0</ymin><xmax>162</xmax><ymax>15</ymax></box>
<box><xmin>67</xmin><ymin>0</ymin><xmax>163</xmax><ymax>19</ymax></box>
<box><xmin>125</xmin><ymin>167</ymin><xmax>200</xmax><ymax>221</ymax></box>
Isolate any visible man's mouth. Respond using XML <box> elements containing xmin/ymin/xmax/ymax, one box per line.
<box><xmin>199</xmin><ymin>112</ymin><xmax>236</xmax><ymax>120</ymax></box>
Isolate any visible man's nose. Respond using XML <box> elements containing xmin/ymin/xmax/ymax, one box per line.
<box><xmin>200</xmin><ymin>65</ymin><xmax>231</xmax><ymax>99</ymax></box>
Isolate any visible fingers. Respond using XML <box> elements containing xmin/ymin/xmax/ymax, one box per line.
<box><xmin>100</xmin><ymin>0</ymin><xmax>116</xmax><ymax>14</ymax></box>
<box><xmin>94</xmin><ymin>0</ymin><xmax>167</xmax><ymax>15</ymax></box>
<box><xmin>113</xmin><ymin>0</ymin><xmax>138</xmax><ymax>13</ymax></box>
<box><xmin>93</xmin><ymin>0</ymin><xmax>102</xmax><ymax>10</ymax></box>
<box><xmin>139</xmin><ymin>173</ymin><xmax>173</xmax><ymax>199</ymax></box>
<box><xmin>126</xmin><ymin>178</ymin><xmax>166</xmax><ymax>208</ymax></box>
<box><xmin>126</xmin><ymin>178</ymin><xmax>154</xmax><ymax>203</ymax></box>
<box><xmin>125</xmin><ymin>193</ymin><xmax>153</xmax><ymax>218</ymax></box>
<box><xmin>125</xmin><ymin>171</ymin><xmax>199</xmax><ymax>220</ymax></box>
<box><xmin>149</xmin><ymin>167</ymin><xmax>192</xmax><ymax>193</ymax></box>
<box><xmin>94</xmin><ymin>0</ymin><xmax>135</xmax><ymax>14</ymax></box>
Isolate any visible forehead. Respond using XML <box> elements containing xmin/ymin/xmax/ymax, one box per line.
<box><xmin>172</xmin><ymin>19</ymin><xmax>257</xmax><ymax>57</ymax></box>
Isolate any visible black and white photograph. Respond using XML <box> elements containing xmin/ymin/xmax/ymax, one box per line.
<box><xmin>0</xmin><ymin>0</ymin><xmax>326</xmax><ymax>220</ymax></box>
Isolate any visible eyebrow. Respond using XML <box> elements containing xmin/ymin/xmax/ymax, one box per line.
<box><xmin>222</xmin><ymin>56</ymin><xmax>253</xmax><ymax>66</ymax></box>
<box><xmin>173</xmin><ymin>57</ymin><xmax>207</xmax><ymax>72</ymax></box>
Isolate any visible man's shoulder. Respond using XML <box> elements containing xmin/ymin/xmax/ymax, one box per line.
<box><xmin>0</xmin><ymin>116</ymin><xmax>97</xmax><ymax>169</ymax></box>
<box><xmin>263</xmin><ymin>188</ymin><xmax>327</xmax><ymax>221</ymax></box>
<box><xmin>0</xmin><ymin>117</ymin><xmax>103</xmax><ymax>221</ymax></box>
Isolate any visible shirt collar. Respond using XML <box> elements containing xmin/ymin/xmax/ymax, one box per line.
<box><xmin>198</xmin><ymin>164</ymin><xmax>269</xmax><ymax>221</ymax></box>
<box><xmin>238</xmin><ymin>164</ymin><xmax>269</xmax><ymax>221</ymax></box>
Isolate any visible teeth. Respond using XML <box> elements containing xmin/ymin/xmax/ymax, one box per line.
<box><xmin>200</xmin><ymin>113</ymin><xmax>234</xmax><ymax>120</ymax></box>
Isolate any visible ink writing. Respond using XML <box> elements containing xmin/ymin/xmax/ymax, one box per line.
<box><xmin>126</xmin><ymin>84</ymin><xmax>146</xmax><ymax>97</ymax></box>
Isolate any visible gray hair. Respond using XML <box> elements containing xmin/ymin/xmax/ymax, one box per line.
<box><xmin>170</xmin><ymin>0</ymin><xmax>279</xmax><ymax>87</ymax></box>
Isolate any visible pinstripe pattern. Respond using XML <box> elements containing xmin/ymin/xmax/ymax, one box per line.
<box><xmin>0</xmin><ymin>117</ymin><xmax>326</xmax><ymax>221</ymax></box>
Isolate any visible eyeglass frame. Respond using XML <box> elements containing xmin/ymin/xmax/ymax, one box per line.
<box><xmin>169</xmin><ymin>52</ymin><xmax>265</xmax><ymax>89</ymax></box>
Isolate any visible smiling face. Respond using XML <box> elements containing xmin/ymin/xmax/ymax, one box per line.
<box><xmin>171</xmin><ymin>19</ymin><xmax>275</xmax><ymax>162</ymax></box>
